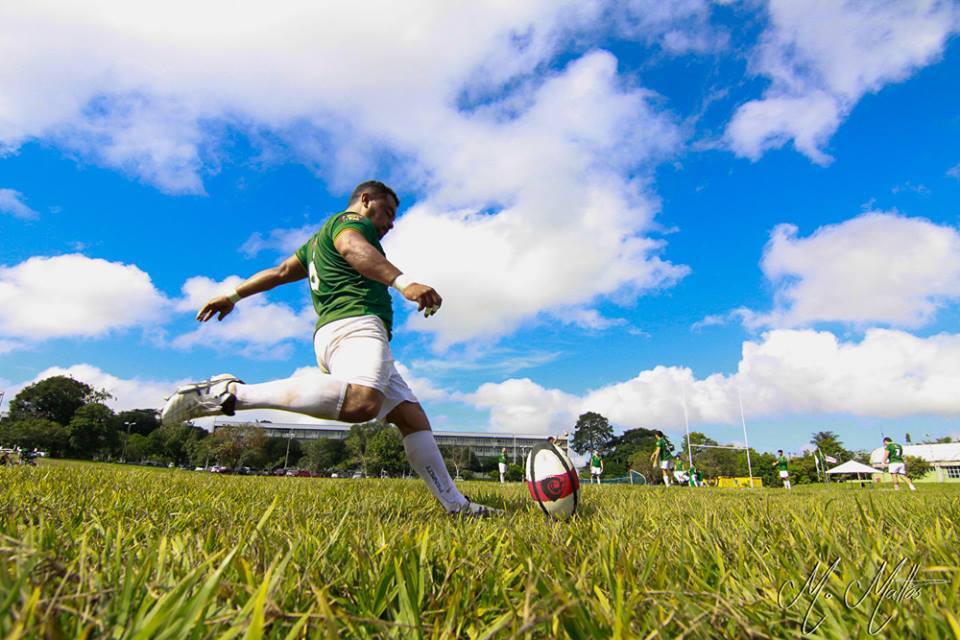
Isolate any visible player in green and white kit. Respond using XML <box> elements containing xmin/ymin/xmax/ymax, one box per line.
<box><xmin>688</xmin><ymin>463</ymin><xmax>703</xmax><ymax>487</ymax></box>
<box><xmin>590</xmin><ymin>450</ymin><xmax>604</xmax><ymax>484</ymax></box>
<box><xmin>672</xmin><ymin>454</ymin><xmax>689</xmax><ymax>486</ymax></box>
<box><xmin>498</xmin><ymin>448</ymin><xmax>508</xmax><ymax>483</ymax></box>
<box><xmin>882</xmin><ymin>437</ymin><xmax>916</xmax><ymax>491</ymax></box>
<box><xmin>650</xmin><ymin>430</ymin><xmax>674</xmax><ymax>486</ymax></box>
<box><xmin>161</xmin><ymin>181</ymin><xmax>499</xmax><ymax>516</ymax></box>
<box><xmin>772</xmin><ymin>449</ymin><xmax>791</xmax><ymax>489</ymax></box>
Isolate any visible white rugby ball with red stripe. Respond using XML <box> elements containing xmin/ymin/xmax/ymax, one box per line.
<box><xmin>525</xmin><ymin>443</ymin><xmax>580</xmax><ymax>519</ymax></box>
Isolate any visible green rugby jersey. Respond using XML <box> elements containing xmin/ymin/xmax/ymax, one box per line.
<box><xmin>498</xmin><ymin>453</ymin><xmax>507</xmax><ymax>465</ymax></box>
<box><xmin>295</xmin><ymin>212</ymin><xmax>393</xmax><ymax>338</ymax></box>
<box><xmin>591</xmin><ymin>454</ymin><xmax>602</xmax><ymax>467</ymax></box>
<box><xmin>885</xmin><ymin>443</ymin><xmax>903</xmax><ymax>463</ymax></box>
<box><xmin>674</xmin><ymin>456</ymin><xmax>686</xmax><ymax>471</ymax></box>
<box><xmin>777</xmin><ymin>455</ymin><xmax>788</xmax><ymax>471</ymax></box>
<box><xmin>655</xmin><ymin>437</ymin><xmax>670</xmax><ymax>459</ymax></box>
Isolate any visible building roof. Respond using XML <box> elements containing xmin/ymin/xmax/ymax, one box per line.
<box><xmin>869</xmin><ymin>442</ymin><xmax>960</xmax><ymax>466</ymax></box>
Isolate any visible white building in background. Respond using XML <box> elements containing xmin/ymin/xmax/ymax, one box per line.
<box><xmin>869</xmin><ymin>442</ymin><xmax>960</xmax><ymax>483</ymax></box>
<box><xmin>214</xmin><ymin>421</ymin><xmax>548</xmax><ymax>464</ymax></box>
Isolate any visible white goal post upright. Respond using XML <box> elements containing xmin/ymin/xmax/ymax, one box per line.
<box><xmin>680</xmin><ymin>387</ymin><xmax>694</xmax><ymax>470</ymax></box>
<box><xmin>737</xmin><ymin>387</ymin><xmax>756</xmax><ymax>488</ymax></box>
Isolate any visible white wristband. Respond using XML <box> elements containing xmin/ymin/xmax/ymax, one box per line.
<box><xmin>227</xmin><ymin>289</ymin><xmax>242</xmax><ymax>304</ymax></box>
<box><xmin>391</xmin><ymin>274</ymin><xmax>414</xmax><ymax>293</ymax></box>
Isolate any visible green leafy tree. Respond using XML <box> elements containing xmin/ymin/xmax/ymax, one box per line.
<box><xmin>604</xmin><ymin>427</ymin><xmax>658</xmax><ymax>476</ymax></box>
<box><xmin>368</xmin><ymin>428</ymin><xmax>407</xmax><ymax>476</ymax></box>
<box><xmin>810</xmin><ymin>431</ymin><xmax>850</xmax><ymax>461</ymax></box>
<box><xmin>300</xmin><ymin>438</ymin><xmax>348</xmax><ymax>472</ymax></box>
<box><xmin>123</xmin><ymin>433</ymin><xmax>152</xmax><ymax>462</ymax></box>
<box><xmin>67</xmin><ymin>403</ymin><xmax>118</xmax><ymax>459</ymax></box>
<box><xmin>905</xmin><ymin>455</ymin><xmax>932</xmax><ymax>481</ymax></box>
<box><xmin>571</xmin><ymin>411</ymin><xmax>613</xmax><ymax>456</ymax></box>
<box><xmin>9</xmin><ymin>376</ymin><xmax>109</xmax><ymax>425</ymax></box>
<box><xmin>116</xmin><ymin>409</ymin><xmax>161</xmax><ymax>437</ymax></box>
<box><xmin>345</xmin><ymin>421</ymin><xmax>382</xmax><ymax>473</ymax></box>
<box><xmin>0</xmin><ymin>418</ymin><xmax>70</xmax><ymax>456</ymax></box>
<box><xmin>263</xmin><ymin>435</ymin><xmax>302</xmax><ymax>470</ymax></box>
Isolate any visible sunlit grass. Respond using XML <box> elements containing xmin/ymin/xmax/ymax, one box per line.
<box><xmin>1</xmin><ymin>460</ymin><xmax>958</xmax><ymax>638</ymax></box>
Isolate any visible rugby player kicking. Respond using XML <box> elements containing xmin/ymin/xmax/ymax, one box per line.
<box><xmin>882</xmin><ymin>437</ymin><xmax>916</xmax><ymax>491</ymax></box>
<box><xmin>161</xmin><ymin>180</ymin><xmax>501</xmax><ymax>516</ymax></box>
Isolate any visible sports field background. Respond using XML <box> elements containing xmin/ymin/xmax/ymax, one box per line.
<box><xmin>1</xmin><ymin>461</ymin><xmax>958</xmax><ymax>638</ymax></box>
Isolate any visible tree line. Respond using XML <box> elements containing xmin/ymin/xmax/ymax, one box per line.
<box><xmin>0</xmin><ymin>377</ymin><xmax>938</xmax><ymax>481</ymax></box>
<box><xmin>569</xmin><ymin>411</ymin><xmax>934</xmax><ymax>484</ymax></box>
<box><xmin>0</xmin><ymin>376</ymin><xmax>505</xmax><ymax>476</ymax></box>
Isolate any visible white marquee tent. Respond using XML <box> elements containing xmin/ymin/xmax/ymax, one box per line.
<box><xmin>826</xmin><ymin>460</ymin><xmax>880</xmax><ymax>476</ymax></box>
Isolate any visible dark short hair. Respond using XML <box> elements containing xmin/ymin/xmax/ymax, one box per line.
<box><xmin>778</xmin><ymin>450</ymin><xmax>783</xmax><ymax>454</ymax></box>
<box><xmin>348</xmin><ymin>180</ymin><xmax>399</xmax><ymax>207</ymax></box>
<box><xmin>883</xmin><ymin>437</ymin><xmax>891</xmax><ymax>442</ymax></box>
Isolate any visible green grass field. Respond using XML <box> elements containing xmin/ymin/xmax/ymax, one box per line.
<box><xmin>1</xmin><ymin>461</ymin><xmax>958</xmax><ymax>639</ymax></box>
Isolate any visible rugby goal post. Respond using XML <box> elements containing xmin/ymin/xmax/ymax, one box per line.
<box><xmin>679</xmin><ymin>386</ymin><xmax>757</xmax><ymax>488</ymax></box>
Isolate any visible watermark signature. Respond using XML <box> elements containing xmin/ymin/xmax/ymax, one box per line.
<box><xmin>777</xmin><ymin>558</ymin><xmax>948</xmax><ymax>635</ymax></box>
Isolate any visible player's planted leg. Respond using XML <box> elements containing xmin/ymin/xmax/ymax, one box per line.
<box><xmin>388</xmin><ymin>401</ymin><xmax>502</xmax><ymax>516</ymax></box>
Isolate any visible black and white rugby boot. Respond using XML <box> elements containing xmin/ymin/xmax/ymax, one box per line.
<box><xmin>160</xmin><ymin>374</ymin><xmax>243</xmax><ymax>426</ymax></box>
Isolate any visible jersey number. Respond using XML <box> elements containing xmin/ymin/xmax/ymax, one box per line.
<box><xmin>308</xmin><ymin>262</ymin><xmax>321</xmax><ymax>294</ymax></box>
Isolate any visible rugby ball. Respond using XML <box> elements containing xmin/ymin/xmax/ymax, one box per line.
<box><xmin>525</xmin><ymin>443</ymin><xmax>580</xmax><ymax>519</ymax></box>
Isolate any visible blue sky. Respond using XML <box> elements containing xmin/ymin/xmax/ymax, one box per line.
<box><xmin>2</xmin><ymin>1</ymin><xmax>960</xmax><ymax>456</ymax></box>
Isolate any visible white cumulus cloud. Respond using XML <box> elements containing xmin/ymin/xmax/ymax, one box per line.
<box><xmin>0</xmin><ymin>254</ymin><xmax>168</xmax><ymax>345</ymax></box>
<box><xmin>745</xmin><ymin>212</ymin><xmax>960</xmax><ymax>329</ymax></box>
<box><xmin>172</xmin><ymin>275</ymin><xmax>315</xmax><ymax>358</ymax></box>
<box><xmin>726</xmin><ymin>0</ymin><xmax>957</xmax><ymax>163</ymax></box>
<box><xmin>1</xmin><ymin>1</ymin><xmax>710</xmax><ymax>346</ymax></box>
<box><xmin>10</xmin><ymin>364</ymin><xmax>186</xmax><ymax>411</ymax></box>
<box><xmin>0</xmin><ymin>188</ymin><xmax>39</xmax><ymax>219</ymax></box>
<box><xmin>466</xmin><ymin>328</ymin><xmax>960</xmax><ymax>435</ymax></box>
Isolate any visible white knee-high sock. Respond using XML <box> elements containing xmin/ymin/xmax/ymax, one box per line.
<box><xmin>785</xmin><ymin>480</ymin><xmax>791</xmax><ymax>490</ymax></box>
<box><xmin>231</xmin><ymin>375</ymin><xmax>347</xmax><ymax>420</ymax></box>
<box><xmin>403</xmin><ymin>431</ymin><xmax>467</xmax><ymax>511</ymax></box>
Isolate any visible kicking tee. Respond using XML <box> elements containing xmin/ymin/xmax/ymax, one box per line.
<box><xmin>777</xmin><ymin>455</ymin><xmax>788</xmax><ymax>471</ymax></box>
<box><xmin>295</xmin><ymin>212</ymin><xmax>393</xmax><ymax>338</ymax></box>
<box><xmin>885</xmin><ymin>443</ymin><xmax>903</xmax><ymax>463</ymax></box>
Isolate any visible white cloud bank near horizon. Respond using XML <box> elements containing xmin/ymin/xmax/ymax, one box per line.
<box><xmin>469</xmin><ymin>328</ymin><xmax>960</xmax><ymax>434</ymax></box>
<box><xmin>11</xmin><ymin>327</ymin><xmax>960</xmax><ymax>438</ymax></box>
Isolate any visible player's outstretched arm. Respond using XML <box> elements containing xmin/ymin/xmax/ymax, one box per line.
<box><xmin>334</xmin><ymin>229</ymin><xmax>442</xmax><ymax>315</ymax></box>
<box><xmin>196</xmin><ymin>255</ymin><xmax>307</xmax><ymax>322</ymax></box>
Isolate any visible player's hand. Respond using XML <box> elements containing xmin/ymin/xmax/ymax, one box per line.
<box><xmin>196</xmin><ymin>296</ymin><xmax>235</xmax><ymax>322</ymax></box>
<box><xmin>402</xmin><ymin>283</ymin><xmax>442</xmax><ymax>317</ymax></box>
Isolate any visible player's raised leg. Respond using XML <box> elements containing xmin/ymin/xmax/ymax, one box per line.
<box><xmin>161</xmin><ymin>371</ymin><xmax>371</xmax><ymax>426</ymax></box>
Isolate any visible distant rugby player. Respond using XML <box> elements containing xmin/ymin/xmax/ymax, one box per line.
<box><xmin>672</xmin><ymin>454</ymin><xmax>689</xmax><ymax>486</ymax></box>
<box><xmin>498</xmin><ymin>447</ymin><xmax>508</xmax><ymax>483</ymax></box>
<box><xmin>590</xmin><ymin>450</ymin><xmax>604</xmax><ymax>485</ymax></box>
<box><xmin>650</xmin><ymin>430</ymin><xmax>673</xmax><ymax>486</ymax></box>
<box><xmin>882</xmin><ymin>437</ymin><xmax>916</xmax><ymax>491</ymax></box>
<box><xmin>773</xmin><ymin>449</ymin><xmax>791</xmax><ymax>489</ymax></box>
<box><xmin>161</xmin><ymin>180</ymin><xmax>500</xmax><ymax>517</ymax></box>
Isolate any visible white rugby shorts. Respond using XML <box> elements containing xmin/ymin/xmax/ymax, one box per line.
<box><xmin>660</xmin><ymin>460</ymin><xmax>672</xmax><ymax>470</ymax></box>
<box><xmin>591</xmin><ymin>466</ymin><xmax>602</xmax><ymax>476</ymax></box>
<box><xmin>888</xmin><ymin>462</ymin><xmax>906</xmax><ymax>475</ymax></box>
<box><xmin>498</xmin><ymin>463</ymin><xmax>507</xmax><ymax>473</ymax></box>
<box><xmin>314</xmin><ymin>315</ymin><xmax>418</xmax><ymax>419</ymax></box>
<box><xmin>779</xmin><ymin>470</ymin><xmax>789</xmax><ymax>479</ymax></box>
